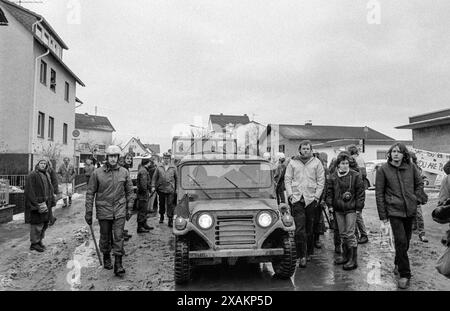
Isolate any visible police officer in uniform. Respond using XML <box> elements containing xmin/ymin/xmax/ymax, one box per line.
<box><xmin>85</xmin><ymin>146</ymin><xmax>135</xmax><ymax>276</ymax></box>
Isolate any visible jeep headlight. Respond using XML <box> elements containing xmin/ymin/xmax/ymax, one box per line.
<box><xmin>197</xmin><ymin>213</ymin><xmax>213</xmax><ymax>230</ymax></box>
<box><xmin>257</xmin><ymin>212</ymin><xmax>273</xmax><ymax>228</ymax></box>
<box><xmin>175</xmin><ymin>216</ymin><xmax>187</xmax><ymax>230</ymax></box>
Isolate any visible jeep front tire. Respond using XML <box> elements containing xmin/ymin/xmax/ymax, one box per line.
<box><xmin>174</xmin><ymin>236</ymin><xmax>191</xmax><ymax>284</ymax></box>
<box><xmin>272</xmin><ymin>233</ymin><xmax>296</xmax><ymax>279</ymax></box>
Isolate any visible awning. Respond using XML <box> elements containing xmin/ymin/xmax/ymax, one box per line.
<box><xmin>396</xmin><ymin>115</ymin><xmax>450</xmax><ymax>130</ymax></box>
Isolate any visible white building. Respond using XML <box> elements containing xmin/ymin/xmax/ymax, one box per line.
<box><xmin>0</xmin><ymin>0</ymin><xmax>85</xmax><ymax>174</ymax></box>
<box><xmin>75</xmin><ymin>113</ymin><xmax>115</xmax><ymax>163</ymax></box>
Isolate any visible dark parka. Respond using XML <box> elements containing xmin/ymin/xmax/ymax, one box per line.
<box><xmin>375</xmin><ymin>161</ymin><xmax>424</xmax><ymax>221</ymax></box>
<box><xmin>326</xmin><ymin>170</ymin><xmax>365</xmax><ymax>213</ymax></box>
<box><xmin>151</xmin><ymin>164</ymin><xmax>178</xmax><ymax>194</ymax></box>
<box><xmin>25</xmin><ymin>166</ymin><xmax>54</xmax><ymax>224</ymax></box>
<box><xmin>136</xmin><ymin>165</ymin><xmax>151</xmax><ymax>200</ymax></box>
<box><xmin>85</xmin><ymin>164</ymin><xmax>135</xmax><ymax>220</ymax></box>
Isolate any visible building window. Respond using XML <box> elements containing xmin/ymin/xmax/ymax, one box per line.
<box><xmin>0</xmin><ymin>8</ymin><xmax>8</xmax><ymax>26</ymax></box>
<box><xmin>267</xmin><ymin>147</ymin><xmax>271</xmax><ymax>152</ymax></box>
<box><xmin>48</xmin><ymin>117</ymin><xmax>54</xmax><ymax>141</ymax></box>
<box><xmin>40</xmin><ymin>60</ymin><xmax>47</xmax><ymax>85</ymax></box>
<box><xmin>377</xmin><ymin>150</ymin><xmax>388</xmax><ymax>160</ymax></box>
<box><xmin>44</xmin><ymin>33</ymin><xmax>49</xmax><ymax>45</ymax></box>
<box><xmin>35</xmin><ymin>25</ymin><xmax>42</xmax><ymax>38</ymax></box>
<box><xmin>64</xmin><ymin>82</ymin><xmax>69</xmax><ymax>102</ymax></box>
<box><xmin>37</xmin><ymin>112</ymin><xmax>45</xmax><ymax>138</ymax></box>
<box><xmin>279</xmin><ymin>145</ymin><xmax>285</xmax><ymax>153</ymax></box>
<box><xmin>63</xmin><ymin>123</ymin><xmax>68</xmax><ymax>144</ymax></box>
<box><xmin>50</xmin><ymin>69</ymin><xmax>56</xmax><ymax>92</ymax></box>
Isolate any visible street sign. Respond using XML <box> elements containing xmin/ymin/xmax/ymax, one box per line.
<box><xmin>72</xmin><ymin>129</ymin><xmax>80</xmax><ymax>138</ymax></box>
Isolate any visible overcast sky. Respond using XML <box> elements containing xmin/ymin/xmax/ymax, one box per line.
<box><xmin>23</xmin><ymin>0</ymin><xmax>450</xmax><ymax>152</ymax></box>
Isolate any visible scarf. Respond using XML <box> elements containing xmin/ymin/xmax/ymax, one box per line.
<box><xmin>37</xmin><ymin>169</ymin><xmax>52</xmax><ymax>200</ymax></box>
<box><xmin>337</xmin><ymin>169</ymin><xmax>350</xmax><ymax>177</ymax></box>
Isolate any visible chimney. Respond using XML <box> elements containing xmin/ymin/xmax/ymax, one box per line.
<box><xmin>305</xmin><ymin>120</ymin><xmax>312</xmax><ymax>126</ymax></box>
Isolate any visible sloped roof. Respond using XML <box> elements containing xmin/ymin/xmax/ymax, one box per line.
<box><xmin>209</xmin><ymin>114</ymin><xmax>250</xmax><ymax>129</ymax></box>
<box><xmin>0</xmin><ymin>0</ymin><xmax>68</xmax><ymax>49</ymax></box>
<box><xmin>269</xmin><ymin>124</ymin><xmax>394</xmax><ymax>141</ymax></box>
<box><xmin>313</xmin><ymin>139</ymin><xmax>413</xmax><ymax>148</ymax></box>
<box><xmin>144</xmin><ymin>144</ymin><xmax>160</xmax><ymax>154</ymax></box>
<box><xmin>0</xmin><ymin>0</ymin><xmax>85</xmax><ymax>86</ymax></box>
<box><xmin>396</xmin><ymin>108</ymin><xmax>450</xmax><ymax>130</ymax></box>
<box><xmin>75</xmin><ymin>113</ymin><xmax>115</xmax><ymax>132</ymax></box>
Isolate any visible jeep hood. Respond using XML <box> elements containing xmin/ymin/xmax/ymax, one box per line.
<box><xmin>188</xmin><ymin>198</ymin><xmax>278</xmax><ymax>215</ymax></box>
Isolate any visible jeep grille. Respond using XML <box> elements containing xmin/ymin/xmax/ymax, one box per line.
<box><xmin>215</xmin><ymin>215</ymin><xmax>256</xmax><ymax>249</ymax></box>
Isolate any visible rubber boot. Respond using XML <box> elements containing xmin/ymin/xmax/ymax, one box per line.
<box><xmin>159</xmin><ymin>214</ymin><xmax>164</xmax><ymax>224</ymax></box>
<box><xmin>343</xmin><ymin>247</ymin><xmax>358</xmax><ymax>270</ymax></box>
<box><xmin>103</xmin><ymin>253</ymin><xmax>113</xmax><ymax>270</ymax></box>
<box><xmin>142</xmin><ymin>222</ymin><xmax>154</xmax><ymax>230</ymax></box>
<box><xmin>68</xmin><ymin>196</ymin><xmax>72</xmax><ymax>206</ymax></box>
<box><xmin>168</xmin><ymin>218</ymin><xmax>173</xmax><ymax>228</ymax></box>
<box><xmin>62</xmin><ymin>198</ymin><xmax>68</xmax><ymax>208</ymax></box>
<box><xmin>114</xmin><ymin>255</ymin><xmax>125</xmax><ymax>276</ymax></box>
<box><xmin>334</xmin><ymin>244</ymin><xmax>349</xmax><ymax>265</ymax></box>
<box><xmin>137</xmin><ymin>223</ymin><xmax>150</xmax><ymax>233</ymax></box>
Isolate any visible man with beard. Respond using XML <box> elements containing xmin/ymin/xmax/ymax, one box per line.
<box><xmin>285</xmin><ymin>140</ymin><xmax>325</xmax><ymax>268</ymax></box>
<box><xmin>85</xmin><ymin>146</ymin><xmax>135</xmax><ymax>276</ymax></box>
<box><xmin>25</xmin><ymin>158</ymin><xmax>54</xmax><ymax>252</ymax></box>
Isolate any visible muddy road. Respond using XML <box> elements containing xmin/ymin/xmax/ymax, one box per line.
<box><xmin>0</xmin><ymin>190</ymin><xmax>449</xmax><ymax>291</ymax></box>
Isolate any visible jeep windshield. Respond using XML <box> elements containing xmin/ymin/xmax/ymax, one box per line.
<box><xmin>180</xmin><ymin>162</ymin><xmax>274</xmax><ymax>199</ymax></box>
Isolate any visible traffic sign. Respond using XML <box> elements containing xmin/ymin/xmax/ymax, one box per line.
<box><xmin>72</xmin><ymin>129</ymin><xmax>80</xmax><ymax>138</ymax></box>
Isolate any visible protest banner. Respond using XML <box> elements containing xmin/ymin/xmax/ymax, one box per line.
<box><xmin>410</xmin><ymin>148</ymin><xmax>450</xmax><ymax>175</ymax></box>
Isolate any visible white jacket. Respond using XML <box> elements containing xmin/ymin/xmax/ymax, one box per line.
<box><xmin>284</xmin><ymin>156</ymin><xmax>325</xmax><ymax>206</ymax></box>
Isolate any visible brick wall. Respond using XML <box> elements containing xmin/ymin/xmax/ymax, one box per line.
<box><xmin>413</xmin><ymin>124</ymin><xmax>450</xmax><ymax>153</ymax></box>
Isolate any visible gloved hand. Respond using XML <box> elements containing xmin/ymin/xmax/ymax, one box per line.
<box><xmin>126</xmin><ymin>210</ymin><xmax>131</xmax><ymax>221</ymax></box>
<box><xmin>85</xmin><ymin>211</ymin><xmax>93</xmax><ymax>225</ymax></box>
<box><xmin>38</xmin><ymin>202</ymin><xmax>48</xmax><ymax>214</ymax></box>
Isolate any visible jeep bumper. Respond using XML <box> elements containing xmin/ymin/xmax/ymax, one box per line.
<box><xmin>189</xmin><ymin>248</ymin><xmax>284</xmax><ymax>258</ymax></box>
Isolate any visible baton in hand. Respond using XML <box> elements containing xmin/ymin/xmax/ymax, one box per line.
<box><xmin>88</xmin><ymin>224</ymin><xmax>102</xmax><ymax>266</ymax></box>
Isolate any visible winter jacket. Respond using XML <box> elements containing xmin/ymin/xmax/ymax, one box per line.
<box><xmin>152</xmin><ymin>164</ymin><xmax>178</xmax><ymax>194</ymax></box>
<box><xmin>375</xmin><ymin>161</ymin><xmax>424</xmax><ymax>221</ymax></box>
<box><xmin>57</xmin><ymin>163</ymin><xmax>76</xmax><ymax>183</ymax></box>
<box><xmin>136</xmin><ymin>166</ymin><xmax>151</xmax><ymax>200</ymax></box>
<box><xmin>284</xmin><ymin>156</ymin><xmax>325</xmax><ymax>206</ymax></box>
<box><xmin>85</xmin><ymin>164</ymin><xmax>135</xmax><ymax>220</ymax></box>
<box><xmin>84</xmin><ymin>164</ymin><xmax>95</xmax><ymax>177</ymax></box>
<box><xmin>274</xmin><ymin>161</ymin><xmax>287</xmax><ymax>191</ymax></box>
<box><xmin>326</xmin><ymin>170</ymin><xmax>365</xmax><ymax>214</ymax></box>
<box><xmin>25</xmin><ymin>168</ymin><xmax>54</xmax><ymax>224</ymax></box>
<box><xmin>47</xmin><ymin>166</ymin><xmax>59</xmax><ymax>207</ymax></box>
<box><xmin>439</xmin><ymin>175</ymin><xmax>450</xmax><ymax>205</ymax></box>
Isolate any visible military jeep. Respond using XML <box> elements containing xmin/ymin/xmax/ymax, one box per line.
<box><xmin>172</xmin><ymin>154</ymin><xmax>296</xmax><ymax>284</ymax></box>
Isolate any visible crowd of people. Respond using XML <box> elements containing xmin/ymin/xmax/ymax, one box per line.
<box><xmin>22</xmin><ymin>141</ymin><xmax>450</xmax><ymax>286</ymax></box>
<box><xmin>272</xmin><ymin>140</ymin><xmax>450</xmax><ymax>289</ymax></box>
